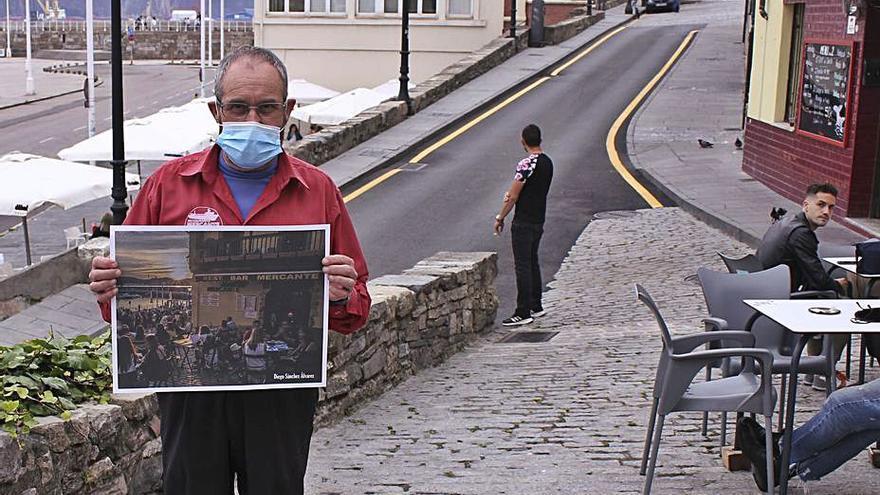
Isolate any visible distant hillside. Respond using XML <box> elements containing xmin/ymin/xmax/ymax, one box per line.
<box><xmin>1</xmin><ymin>0</ymin><xmax>253</xmax><ymax>20</ymax></box>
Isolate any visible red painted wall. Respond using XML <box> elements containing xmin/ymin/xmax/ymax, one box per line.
<box><xmin>504</xmin><ymin>1</ymin><xmax>589</xmax><ymax>27</ymax></box>
<box><xmin>743</xmin><ymin>0</ymin><xmax>880</xmax><ymax>217</ymax></box>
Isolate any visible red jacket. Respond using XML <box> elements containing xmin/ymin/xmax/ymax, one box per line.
<box><xmin>99</xmin><ymin>146</ymin><xmax>370</xmax><ymax>334</ymax></box>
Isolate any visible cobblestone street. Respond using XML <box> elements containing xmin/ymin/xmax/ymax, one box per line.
<box><xmin>306</xmin><ymin>208</ymin><xmax>880</xmax><ymax>494</ymax></box>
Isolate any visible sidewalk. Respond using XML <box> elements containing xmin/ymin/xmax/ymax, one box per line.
<box><xmin>0</xmin><ymin>58</ymin><xmax>86</xmax><ymax>109</ymax></box>
<box><xmin>628</xmin><ymin>0</ymin><xmax>867</xmax><ymax>247</ymax></box>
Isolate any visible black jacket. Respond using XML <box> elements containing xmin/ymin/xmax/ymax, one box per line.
<box><xmin>755</xmin><ymin>212</ymin><xmax>837</xmax><ymax>292</ymax></box>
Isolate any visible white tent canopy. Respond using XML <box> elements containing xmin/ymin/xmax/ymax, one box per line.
<box><xmin>291</xmin><ymin>88</ymin><xmax>386</xmax><ymax>126</ymax></box>
<box><xmin>0</xmin><ymin>153</ymin><xmax>142</xmax><ymax>265</ymax></box>
<box><xmin>58</xmin><ymin>98</ymin><xmax>219</xmax><ymax>162</ymax></box>
<box><xmin>371</xmin><ymin>78</ymin><xmax>415</xmax><ymax>101</ymax></box>
<box><xmin>288</xmin><ymin>79</ymin><xmax>340</xmax><ymax>106</ymax></box>
<box><xmin>0</xmin><ymin>153</ymin><xmax>141</xmax><ymax>217</ymax></box>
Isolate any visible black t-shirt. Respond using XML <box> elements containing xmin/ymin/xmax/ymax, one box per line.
<box><xmin>513</xmin><ymin>153</ymin><xmax>553</xmax><ymax>224</ymax></box>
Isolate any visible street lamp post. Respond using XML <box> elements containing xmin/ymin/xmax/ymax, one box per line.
<box><xmin>5</xmin><ymin>0</ymin><xmax>11</xmax><ymax>59</ymax></box>
<box><xmin>110</xmin><ymin>0</ymin><xmax>128</xmax><ymax>224</ymax></box>
<box><xmin>199</xmin><ymin>0</ymin><xmax>206</xmax><ymax>96</ymax></box>
<box><xmin>510</xmin><ymin>0</ymin><xmax>517</xmax><ymax>40</ymax></box>
<box><xmin>24</xmin><ymin>0</ymin><xmax>34</xmax><ymax>94</ymax></box>
<box><xmin>208</xmin><ymin>0</ymin><xmax>212</xmax><ymax>66</ymax></box>
<box><xmin>397</xmin><ymin>0</ymin><xmax>412</xmax><ymax>115</ymax></box>
<box><xmin>86</xmin><ymin>0</ymin><xmax>96</xmax><ymax>137</ymax></box>
<box><xmin>220</xmin><ymin>0</ymin><xmax>225</xmax><ymax>61</ymax></box>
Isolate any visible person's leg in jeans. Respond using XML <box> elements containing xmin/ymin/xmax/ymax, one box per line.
<box><xmin>511</xmin><ymin>222</ymin><xmax>535</xmax><ymax>318</ymax></box>
<box><xmin>529</xmin><ymin>223</ymin><xmax>544</xmax><ymax>312</ymax></box>
<box><xmin>232</xmin><ymin>388</ymin><xmax>319</xmax><ymax>494</ymax></box>
<box><xmin>790</xmin><ymin>379</ymin><xmax>880</xmax><ymax>480</ymax></box>
<box><xmin>159</xmin><ymin>392</ymin><xmax>235</xmax><ymax>494</ymax></box>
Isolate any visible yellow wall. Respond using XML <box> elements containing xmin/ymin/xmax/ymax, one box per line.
<box><xmin>254</xmin><ymin>0</ymin><xmax>503</xmax><ymax>91</ymax></box>
<box><xmin>747</xmin><ymin>0</ymin><xmax>795</xmax><ymax>123</ymax></box>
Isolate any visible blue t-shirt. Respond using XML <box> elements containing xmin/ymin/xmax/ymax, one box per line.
<box><xmin>217</xmin><ymin>153</ymin><xmax>278</xmax><ymax>219</ymax></box>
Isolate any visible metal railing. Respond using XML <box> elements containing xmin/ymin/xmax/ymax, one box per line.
<box><xmin>0</xmin><ymin>19</ymin><xmax>252</xmax><ymax>33</ymax></box>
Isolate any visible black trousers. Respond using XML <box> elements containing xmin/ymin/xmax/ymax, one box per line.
<box><xmin>511</xmin><ymin>220</ymin><xmax>544</xmax><ymax>317</ymax></box>
<box><xmin>158</xmin><ymin>388</ymin><xmax>318</xmax><ymax>495</ymax></box>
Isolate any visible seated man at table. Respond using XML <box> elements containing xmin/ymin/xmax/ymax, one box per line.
<box><xmin>756</xmin><ymin>182</ymin><xmax>849</xmax><ymax>390</ymax></box>
<box><xmin>739</xmin><ymin>378</ymin><xmax>880</xmax><ymax>491</ymax></box>
<box><xmin>756</xmin><ymin>183</ymin><xmax>847</xmax><ymax>293</ymax></box>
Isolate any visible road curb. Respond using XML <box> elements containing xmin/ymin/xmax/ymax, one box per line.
<box><xmin>621</xmin><ymin>27</ymin><xmax>764</xmax><ymax>249</ymax></box>
<box><xmin>336</xmin><ymin>13</ymin><xmax>636</xmax><ymax>191</ymax></box>
<box><xmin>0</xmin><ymin>87</ymin><xmax>85</xmax><ymax>111</ymax></box>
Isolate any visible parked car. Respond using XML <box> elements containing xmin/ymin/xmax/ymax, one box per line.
<box><xmin>644</xmin><ymin>0</ymin><xmax>680</xmax><ymax>13</ymax></box>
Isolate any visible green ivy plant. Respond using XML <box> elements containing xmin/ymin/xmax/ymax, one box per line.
<box><xmin>0</xmin><ymin>331</ymin><xmax>112</xmax><ymax>437</ymax></box>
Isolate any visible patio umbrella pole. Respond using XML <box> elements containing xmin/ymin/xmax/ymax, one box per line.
<box><xmin>22</xmin><ymin>215</ymin><xmax>32</xmax><ymax>266</ymax></box>
<box><xmin>110</xmin><ymin>0</ymin><xmax>129</xmax><ymax>225</ymax></box>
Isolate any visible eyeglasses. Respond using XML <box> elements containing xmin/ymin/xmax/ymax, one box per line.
<box><xmin>218</xmin><ymin>101</ymin><xmax>285</xmax><ymax>119</ymax></box>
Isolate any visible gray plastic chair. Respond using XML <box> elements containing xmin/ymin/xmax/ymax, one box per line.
<box><xmin>717</xmin><ymin>251</ymin><xmax>764</xmax><ymax>274</ymax></box>
<box><xmin>698</xmin><ymin>265</ymin><xmax>836</xmax><ymax>438</ymax></box>
<box><xmin>636</xmin><ymin>284</ymin><xmax>776</xmax><ymax>495</ymax></box>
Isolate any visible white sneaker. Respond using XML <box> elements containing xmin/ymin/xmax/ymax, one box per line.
<box><xmin>531</xmin><ymin>308</ymin><xmax>548</xmax><ymax>318</ymax></box>
<box><xmin>502</xmin><ymin>315</ymin><xmax>534</xmax><ymax>327</ymax></box>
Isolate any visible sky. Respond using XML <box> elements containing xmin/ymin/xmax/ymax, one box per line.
<box><xmin>114</xmin><ymin>230</ymin><xmax>191</xmax><ymax>281</ymax></box>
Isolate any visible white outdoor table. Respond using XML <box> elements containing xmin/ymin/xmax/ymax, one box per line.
<box><xmin>744</xmin><ymin>299</ymin><xmax>880</xmax><ymax>495</ymax></box>
<box><xmin>822</xmin><ymin>256</ymin><xmax>880</xmax><ymax>383</ymax></box>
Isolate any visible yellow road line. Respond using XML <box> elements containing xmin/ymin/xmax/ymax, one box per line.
<box><xmin>549</xmin><ymin>23</ymin><xmax>631</xmax><ymax>77</ymax></box>
<box><xmin>343</xmin><ymin>168</ymin><xmax>402</xmax><ymax>203</ymax></box>
<box><xmin>343</xmin><ymin>21</ymin><xmax>637</xmax><ymax>203</ymax></box>
<box><xmin>605</xmin><ymin>29</ymin><xmax>699</xmax><ymax>209</ymax></box>
<box><xmin>409</xmin><ymin>76</ymin><xmax>552</xmax><ymax>164</ymax></box>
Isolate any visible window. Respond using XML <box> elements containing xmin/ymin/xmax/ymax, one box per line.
<box><xmin>360</xmin><ymin>0</ymin><xmax>438</xmax><ymax>14</ymax></box>
<box><xmin>784</xmin><ymin>3</ymin><xmax>805</xmax><ymax>124</ymax></box>
<box><xmin>269</xmin><ymin>0</ymin><xmax>346</xmax><ymax>13</ymax></box>
<box><xmin>448</xmin><ymin>0</ymin><xmax>471</xmax><ymax>16</ymax></box>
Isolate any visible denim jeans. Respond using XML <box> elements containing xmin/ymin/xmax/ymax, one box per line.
<box><xmin>790</xmin><ymin>378</ymin><xmax>880</xmax><ymax>480</ymax></box>
<box><xmin>511</xmin><ymin>220</ymin><xmax>544</xmax><ymax>318</ymax></box>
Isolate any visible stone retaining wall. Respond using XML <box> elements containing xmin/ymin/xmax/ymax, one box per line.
<box><xmin>0</xmin><ymin>251</ymin><xmax>498</xmax><ymax>494</ymax></box>
<box><xmin>4</xmin><ymin>29</ymin><xmax>253</xmax><ymax>60</ymax></box>
<box><xmin>0</xmin><ymin>241</ymin><xmax>104</xmax><ymax>321</ymax></box>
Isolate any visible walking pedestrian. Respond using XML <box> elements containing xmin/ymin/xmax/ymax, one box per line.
<box><xmin>493</xmin><ymin>124</ymin><xmax>553</xmax><ymax>326</ymax></box>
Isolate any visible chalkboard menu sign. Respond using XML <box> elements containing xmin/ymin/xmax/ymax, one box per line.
<box><xmin>796</xmin><ymin>40</ymin><xmax>855</xmax><ymax>147</ymax></box>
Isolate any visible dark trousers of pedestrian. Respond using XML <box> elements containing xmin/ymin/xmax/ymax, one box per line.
<box><xmin>511</xmin><ymin>220</ymin><xmax>544</xmax><ymax>318</ymax></box>
<box><xmin>158</xmin><ymin>388</ymin><xmax>318</xmax><ymax>494</ymax></box>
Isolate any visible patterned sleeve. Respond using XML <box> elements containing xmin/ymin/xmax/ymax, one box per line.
<box><xmin>514</xmin><ymin>154</ymin><xmax>538</xmax><ymax>182</ymax></box>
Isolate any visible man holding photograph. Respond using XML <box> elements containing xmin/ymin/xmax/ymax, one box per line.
<box><xmin>87</xmin><ymin>46</ymin><xmax>370</xmax><ymax>494</ymax></box>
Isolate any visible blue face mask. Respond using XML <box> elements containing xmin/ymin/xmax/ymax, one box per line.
<box><xmin>216</xmin><ymin>122</ymin><xmax>282</xmax><ymax>169</ymax></box>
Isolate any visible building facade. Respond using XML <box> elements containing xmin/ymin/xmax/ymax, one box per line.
<box><xmin>743</xmin><ymin>0</ymin><xmax>880</xmax><ymax>219</ymax></box>
<box><xmin>253</xmin><ymin>0</ymin><xmax>504</xmax><ymax>91</ymax></box>
<box><xmin>189</xmin><ymin>230</ymin><xmax>325</xmax><ymax>331</ymax></box>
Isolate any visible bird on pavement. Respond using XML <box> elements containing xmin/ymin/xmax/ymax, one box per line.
<box><xmin>735</xmin><ymin>137</ymin><xmax>743</xmax><ymax>149</ymax></box>
<box><xmin>698</xmin><ymin>138</ymin><xmax>714</xmax><ymax>148</ymax></box>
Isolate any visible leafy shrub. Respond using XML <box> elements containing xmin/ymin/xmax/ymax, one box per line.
<box><xmin>0</xmin><ymin>332</ymin><xmax>112</xmax><ymax>436</ymax></box>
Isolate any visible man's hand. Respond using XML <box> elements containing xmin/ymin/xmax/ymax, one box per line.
<box><xmin>836</xmin><ymin>277</ymin><xmax>849</xmax><ymax>288</ymax></box>
<box><xmin>323</xmin><ymin>255</ymin><xmax>357</xmax><ymax>302</ymax></box>
<box><xmin>89</xmin><ymin>256</ymin><xmax>122</xmax><ymax>304</ymax></box>
<box><xmin>493</xmin><ymin>217</ymin><xmax>504</xmax><ymax>236</ymax></box>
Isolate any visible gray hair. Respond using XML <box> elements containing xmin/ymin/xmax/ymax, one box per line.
<box><xmin>214</xmin><ymin>46</ymin><xmax>288</xmax><ymax>102</ymax></box>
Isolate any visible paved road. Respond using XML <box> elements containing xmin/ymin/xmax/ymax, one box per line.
<box><xmin>344</xmin><ymin>19</ymin><xmax>691</xmax><ymax>321</ymax></box>
<box><xmin>0</xmin><ymin>62</ymin><xmax>215</xmax><ymax>265</ymax></box>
